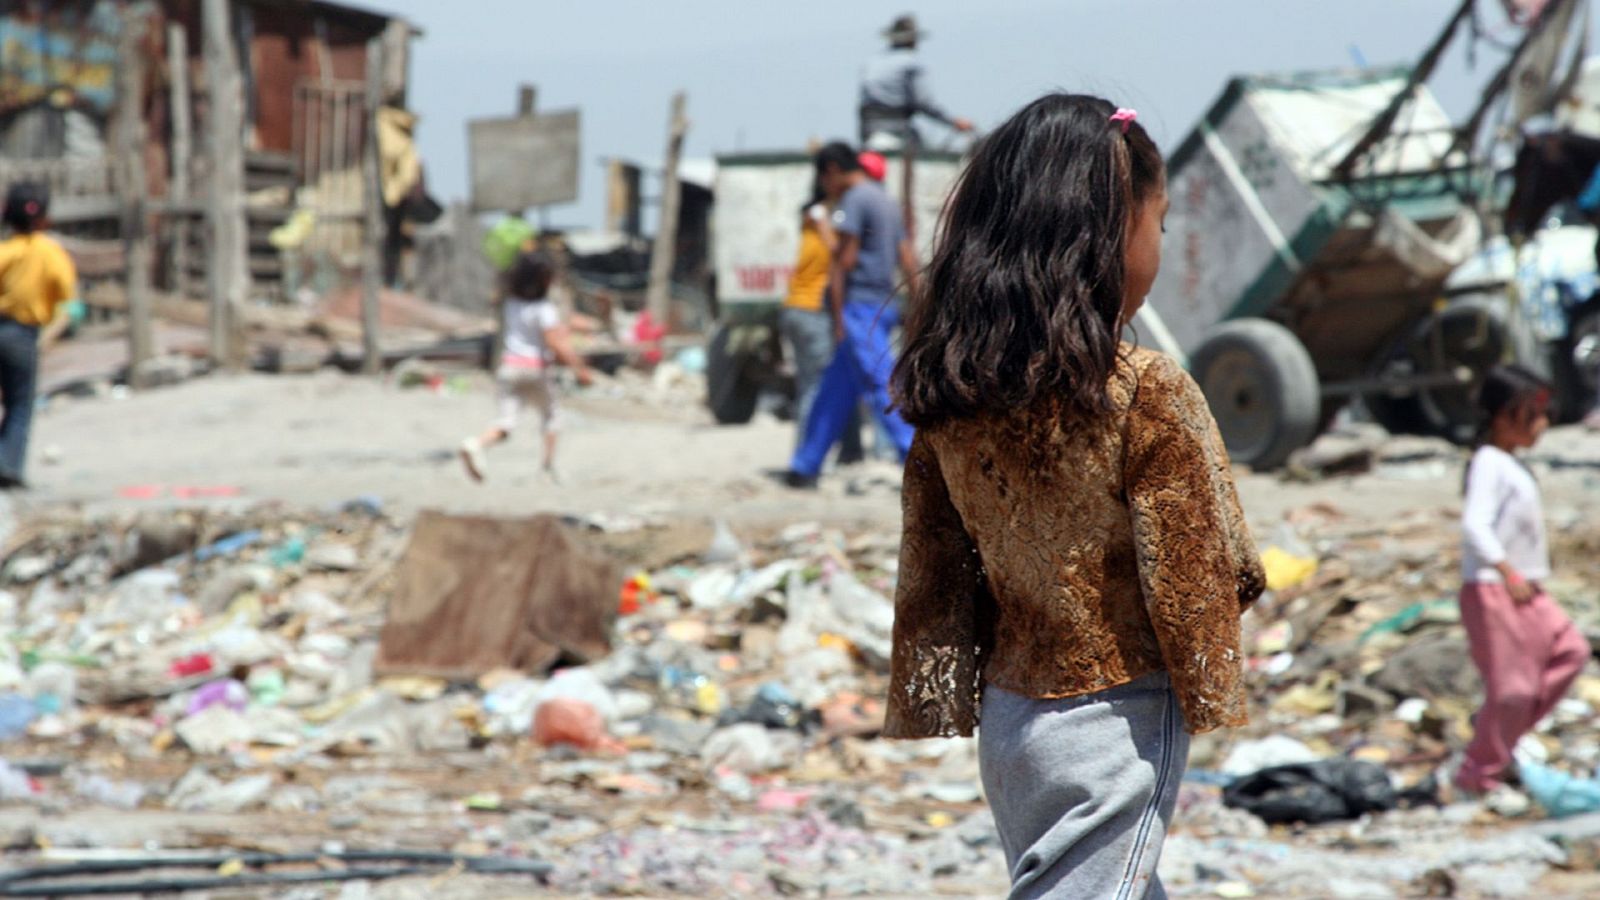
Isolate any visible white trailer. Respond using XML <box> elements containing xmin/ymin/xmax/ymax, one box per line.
<box><xmin>706</xmin><ymin>150</ymin><xmax>964</xmax><ymax>424</ymax></box>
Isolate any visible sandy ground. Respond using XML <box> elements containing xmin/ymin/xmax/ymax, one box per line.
<box><xmin>14</xmin><ymin>371</ymin><xmax>894</xmax><ymax>529</ymax></box>
<box><xmin>14</xmin><ymin>368</ymin><xmax>1599</xmax><ymax>536</ymax></box>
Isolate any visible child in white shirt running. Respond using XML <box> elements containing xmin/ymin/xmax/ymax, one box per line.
<box><xmin>460</xmin><ymin>250</ymin><xmax>592</xmax><ymax>483</ymax></box>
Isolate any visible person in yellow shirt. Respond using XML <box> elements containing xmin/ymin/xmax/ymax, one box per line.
<box><xmin>0</xmin><ymin>183</ymin><xmax>77</xmax><ymax>489</ymax></box>
<box><xmin>779</xmin><ymin>182</ymin><xmax>863</xmax><ymax>462</ymax></box>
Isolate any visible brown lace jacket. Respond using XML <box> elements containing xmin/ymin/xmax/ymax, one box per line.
<box><xmin>884</xmin><ymin>346</ymin><xmax>1264</xmax><ymax>738</ymax></box>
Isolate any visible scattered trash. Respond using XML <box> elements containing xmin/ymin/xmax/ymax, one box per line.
<box><xmin>26</xmin><ymin>662</ymin><xmax>79</xmax><ymax>717</ymax></box>
<box><xmin>2</xmin><ymin>470</ymin><xmax>1599</xmax><ymax>897</ymax></box>
<box><xmin>1520</xmin><ymin>760</ymin><xmax>1600</xmax><ymax>818</ymax></box>
<box><xmin>532</xmin><ymin>699</ymin><xmax>619</xmax><ymax>754</ymax></box>
<box><xmin>0</xmin><ymin>760</ymin><xmax>39</xmax><ymax>799</ymax></box>
<box><xmin>374</xmin><ymin>512</ymin><xmax>622</xmax><ymax>677</ymax></box>
<box><xmin>1361</xmin><ymin>598</ymin><xmax>1460</xmax><ymax>643</ymax></box>
<box><xmin>168</xmin><ymin>653</ymin><xmax>216</xmax><ymax>678</ymax></box>
<box><xmin>193</xmin><ymin>530</ymin><xmax>264</xmax><ymax>563</ymax></box>
<box><xmin>703</xmin><ymin>723</ymin><xmax>800</xmax><ymax>774</ymax></box>
<box><xmin>68</xmin><ymin>770</ymin><xmax>146</xmax><ymax>809</ymax></box>
<box><xmin>1221</xmin><ymin>736</ymin><xmax>1323</xmax><ymax>778</ymax></box>
<box><xmin>185</xmin><ymin>680</ymin><xmax>250</xmax><ymax>717</ymax></box>
<box><xmin>0</xmin><ymin>693</ymin><xmax>37</xmax><ymax>739</ymax></box>
<box><xmin>166</xmin><ymin>768</ymin><xmax>273</xmax><ymax>813</ymax></box>
<box><xmin>1260</xmin><ymin>546</ymin><xmax>1318</xmax><ymax>592</ymax></box>
<box><xmin>1223</xmin><ymin>759</ymin><xmax>1398</xmax><ymax>824</ymax></box>
<box><xmin>175</xmin><ymin>705</ymin><xmax>254</xmax><ymax>755</ymax></box>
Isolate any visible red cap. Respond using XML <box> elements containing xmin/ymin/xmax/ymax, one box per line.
<box><xmin>859</xmin><ymin>151</ymin><xmax>887</xmax><ymax>182</ymax></box>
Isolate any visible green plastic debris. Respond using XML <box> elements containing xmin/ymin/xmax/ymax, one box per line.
<box><xmin>482</xmin><ymin>217</ymin><xmax>537</xmax><ymax>271</ymax></box>
<box><xmin>269</xmin><ymin>537</ymin><xmax>307</xmax><ymax>568</ymax></box>
<box><xmin>248</xmin><ymin>668</ymin><xmax>287</xmax><ymax>707</ymax></box>
<box><xmin>1359</xmin><ymin>598</ymin><xmax>1460</xmax><ymax>644</ymax></box>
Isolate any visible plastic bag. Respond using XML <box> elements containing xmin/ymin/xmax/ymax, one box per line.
<box><xmin>532</xmin><ymin>698</ymin><xmax>622</xmax><ymax>753</ymax></box>
<box><xmin>1222</xmin><ymin>759</ymin><xmax>1396</xmax><ymax>824</ymax></box>
<box><xmin>483</xmin><ymin>217</ymin><xmax>536</xmax><ymax>272</ymax></box>
<box><xmin>1520</xmin><ymin>759</ymin><xmax>1600</xmax><ymax>818</ymax></box>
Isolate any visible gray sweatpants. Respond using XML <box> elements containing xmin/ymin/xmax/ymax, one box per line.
<box><xmin>978</xmin><ymin>671</ymin><xmax>1189</xmax><ymax>900</ymax></box>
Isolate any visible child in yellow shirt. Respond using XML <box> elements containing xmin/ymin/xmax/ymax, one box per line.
<box><xmin>0</xmin><ymin>183</ymin><xmax>77</xmax><ymax>488</ymax></box>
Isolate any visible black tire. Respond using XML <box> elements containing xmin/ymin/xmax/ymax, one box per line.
<box><xmin>1364</xmin><ymin>332</ymin><xmax>1432</xmax><ymax>437</ymax></box>
<box><xmin>1411</xmin><ymin>293</ymin><xmax>1546</xmax><ymax>443</ymax></box>
<box><xmin>706</xmin><ymin>325</ymin><xmax>759</xmax><ymax>425</ymax></box>
<box><xmin>1555</xmin><ymin>301</ymin><xmax>1600</xmax><ymax>423</ymax></box>
<box><xmin>1190</xmin><ymin>319</ymin><xmax>1321</xmax><ymax>471</ymax></box>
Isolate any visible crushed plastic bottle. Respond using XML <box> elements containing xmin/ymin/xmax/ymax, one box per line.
<box><xmin>247</xmin><ymin>669</ymin><xmax>286</xmax><ymax>706</ymax></box>
<box><xmin>68</xmin><ymin>771</ymin><xmax>146</xmax><ymax>809</ymax></box>
<box><xmin>720</xmin><ymin>681</ymin><xmax>808</xmax><ymax>730</ymax></box>
<box><xmin>0</xmin><ymin>760</ymin><xmax>38</xmax><ymax>799</ymax></box>
<box><xmin>25</xmin><ymin>662</ymin><xmax>77</xmax><ymax>717</ymax></box>
<box><xmin>0</xmin><ymin>693</ymin><xmax>36</xmax><ymax>740</ymax></box>
<box><xmin>186</xmin><ymin>679</ymin><xmax>250</xmax><ymax>717</ymax></box>
<box><xmin>658</xmin><ymin>667</ymin><xmax>726</xmax><ymax>717</ymax></box>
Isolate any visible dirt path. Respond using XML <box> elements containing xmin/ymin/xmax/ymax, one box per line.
<box><xmin>17</xmin><ymin>371</ymin><xmax>896</xmax><ymax>528</ymax></box>
<box><xmin>15</xmin><ymin>370</ymin><xmax>1600</xmax><ymax>537</ymax></box>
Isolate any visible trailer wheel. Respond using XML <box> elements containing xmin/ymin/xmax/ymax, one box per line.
<box><xmin>1364</xmin><ymin>339</ymin><xmax>1431</xmax><ymax>437</ymax></box>
<box><xmin>1412</xmin><ymin>293</ymin><xmax>1547</xmax><ymax>443</ymax></box>
<box><xmin>1556</xmin><ymin>301</ymin><xmax>1600</xmax><ymax>422</ymax></box>
<box><xmin>1191</xmin><ymin>319</ymin><xmax>1321</xmax><ymax>470</ymax></box>
<box><xmin>706</xmin><ymin>325</ymin><xmax>760</xmax><ymax>425</ymax></box>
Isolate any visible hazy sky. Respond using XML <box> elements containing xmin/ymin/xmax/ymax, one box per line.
<box><xmin>375</xmin><ymin>0</ymin><xmax>1559</xmax><ymax>228</ymax></box>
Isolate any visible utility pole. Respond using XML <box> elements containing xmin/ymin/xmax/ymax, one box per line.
<box><xmin>166</xmin><ymin>22</ymin><xmax>192</xmax><ymax>299</ymax></box>
<box><xmin>360</xmin><ymin>36</ymin><xmax>386</xmax><ymax>375</ymax></box>
<box><xmin>117</xmin><ymin>8</ymin><xmax>154</xmax><ymax>386</ymax></box>
<box><xmin>645</xmin><ymin>91</ymin><xmax>687</xmax><ymax>329</ymax></box>
<box><xmin>202</xmin><ymin>0</ymin><xmax>248</xmax><ymax>369</ymax></box>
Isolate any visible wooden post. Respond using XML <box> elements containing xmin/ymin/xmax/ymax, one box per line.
<box><xmin>900</xmin><ymin>139</ymin><xmax>917</xmax><ymax>245</ymax></box>
<box><xmin>606</xmin><ymin>159</ymin><xmax>642</xmax><ymax>237</ymax></box>
<box><xmin>118</xmin><ymin>8</ymin><xmax>154</xmax><ymax>386</ymax></box>
<box><xmin>360</xmin><ymin>36</ymin><xmax>385</xmax><ymax>375</ymax></box>
<box><xmin>167</xmin><ymin>22</ymin><xmax>192</xmax><ymax>299</ymax></box>
<box><xmin>202</xmin><ymin>0</ymin><xmax>248</xmax><ymax>369</ymax></box>
<box><xmin>645</xmin><ymin>91</ymin><xmax>688</xmax><ymax>328</ymax></box>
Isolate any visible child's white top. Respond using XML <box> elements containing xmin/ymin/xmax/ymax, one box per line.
<box><xmin>502</xmin><ymin>295</ymin><xmax>560</xmax><ymax>370</ymax></box>
<box><xmin>1461</xmin><ymin>444</ymin><xmax>1550</xmax><ymax>583</ymax></box>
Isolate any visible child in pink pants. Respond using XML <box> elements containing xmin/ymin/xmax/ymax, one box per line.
<box><xmin>1456</xmin><ymin>365</ymin><xmax>1590</xmax><ymax>794</ymax></box>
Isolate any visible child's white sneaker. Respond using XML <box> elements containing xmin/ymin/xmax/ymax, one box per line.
<box><xmin>460</xmin><ymin>438</ymin><xmax>487</xmax><ymax>482</ymax></box>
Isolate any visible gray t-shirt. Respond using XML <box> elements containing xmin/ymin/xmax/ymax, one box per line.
<box><xmin>832</xmin><ymin>180</ymin><xmax>904</xmax><ymax>300</ymax></box>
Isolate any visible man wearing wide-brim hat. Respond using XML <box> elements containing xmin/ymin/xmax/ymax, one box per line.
<box><xmin>859</xmin><ymin>13</ymin><xmax>974</xmax><ymax>152</ymax></box>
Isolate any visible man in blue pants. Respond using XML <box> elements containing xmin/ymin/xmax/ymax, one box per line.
<box><xmin>785</xmin><ymin>143</ymin><xmax>917</xmax><ymax>489</ymax></box>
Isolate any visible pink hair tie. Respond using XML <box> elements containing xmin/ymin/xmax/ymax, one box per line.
<box><xmin>1109</xmin><ymin>108</ymin><xmax>1137</xmax><ymax>134</ymax></box>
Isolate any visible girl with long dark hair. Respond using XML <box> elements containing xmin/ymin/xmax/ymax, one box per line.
<box><xmin>884</xmin><ymin>94</ymin><xmax>1263</xmax><ymax>897</ymax></box>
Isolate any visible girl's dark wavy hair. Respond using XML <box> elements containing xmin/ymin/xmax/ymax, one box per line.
<box><xmin>1474</xmin><ymin>363</ymin><xmax>1552</xmax><ymax>444</ymax></box>
<box><xmin>892</xmin><ymin>93</ymin><xmax>1165</xmax><ymax>427</ymax></box>
<box><xmin>507</xmin><ymin>248</ymin><xmax>556</xmax><ymax>300</ymax></box>
<box><xmin>2</xmin><ymin>182</ymin><xmax>49</xmax><ymax>233</ymax></box>
<box><xmin>1462</xmin><ymin>363</ymin><xmax>1552</xmax><ymax>494</ymax></box>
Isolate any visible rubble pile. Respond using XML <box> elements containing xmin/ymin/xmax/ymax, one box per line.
<box><xmin>0</xmin><ymin>477</ymin><xmax>1599</xmax><ymax>896</ymax></box>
